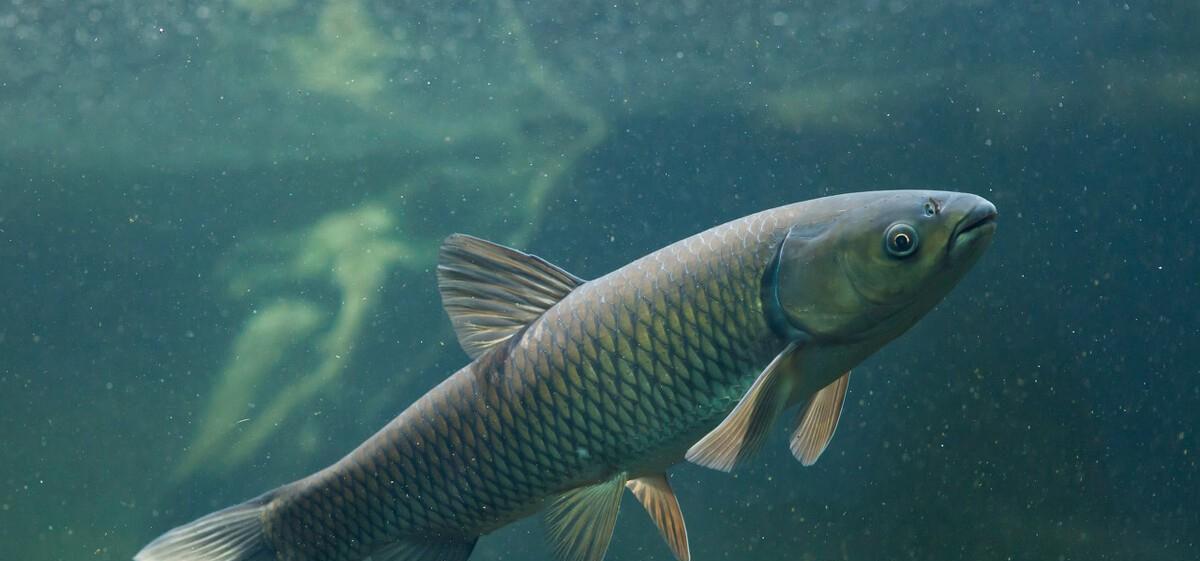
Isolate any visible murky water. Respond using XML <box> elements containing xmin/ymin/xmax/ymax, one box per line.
<box><xmin>2</xmin><ymin>2</ymin><xmax>1196</xmax><ymax>560</ymax></box>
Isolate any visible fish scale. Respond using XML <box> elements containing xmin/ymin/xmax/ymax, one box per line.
<box><xmin>256</xmin><ymin>213</ymin><xmax>793</xmax><ymax>561</ymax></box>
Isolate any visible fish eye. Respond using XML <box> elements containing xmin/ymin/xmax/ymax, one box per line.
<box><xmin>923</xmin><ymin>201</ymin><xmax>937</xmax><ymax>217</ymax></box>
<box><xmin>885</xmin><ymin>223</ymin><xmax>919</xmax><ymax>258</ymax></box>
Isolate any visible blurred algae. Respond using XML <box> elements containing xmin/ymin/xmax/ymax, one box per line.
<box><xmin>175</xmin><ymin>1</ymin><xmax>606</xmax><ymax>476</ymax></box>
<box><xmin>232</xmin><ymin>0</ymin><xmax>296</xmax><ymax>18</ymax></box>
<box><xmin>496</xmin><ymin>0</ymin><xmax>608</xmax><ymax>246</ymax></box>
<box><xmin>757</xmin><ymin>58</ymin><xmax>1200</xmax><ymax>143</ymax></box>
<box><xmin>758</xmin><ymin>71</ymin><xmax>944</xmax><ymax>134</ymax></box>
<box><xmin>175</xmin><ymin>300</ymin><xmax>323</xmax><ymax>478</ymax></box>
<box><xmin>284</xmin><ymin>0</ymin><xmax>399</xmax><ymax>107</ymax></box>
<box><xmin>178</xmin><ymin>206</ymin><xmax>411</xmax><ymax>477</ymax></box>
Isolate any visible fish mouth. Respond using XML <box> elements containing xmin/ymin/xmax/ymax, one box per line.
<box><xmin>949</xmin><ymin>199</ymin><xmax>998</xmax><ymax>253</ymax></box>
<box><xmin>957</xmin><ymin>208</ymin><xmax>997</xmax><ymax>237</ymax></box>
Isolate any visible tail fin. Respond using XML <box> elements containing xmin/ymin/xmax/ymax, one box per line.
<box><xmin>134</xmin><ymin>493</ymin><xmax>275</xmax><ymax>561</ymax></box>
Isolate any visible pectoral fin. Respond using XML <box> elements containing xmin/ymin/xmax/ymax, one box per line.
<box><xmin>543</xmin><ymin>472</ymin><xmax>627</xmax><ymax>561</ymax></box>
<box><xmin>437</xmin><ymin>234</ymin><xmax>586</xmax><ymax>358</ymax></box>
<box><xmin>789</xmin><ymin>371</ymin><xmax>850</xmax><ymax>466</ymax></box>
<box><xmin>686</xmin><ymin>343</ymin><xmax>802</xmax><ymax>472</ymax></box>
<box><xmin>627</xmin><ymin>474</ymin><xmax>689</xmax><ymax>561</ymax></box>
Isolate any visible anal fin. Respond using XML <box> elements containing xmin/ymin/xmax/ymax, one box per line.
<box><xmin>627</xmin><ymin>473</ymin><xmax>689</xmax><ymax>561</ymax></box>
<box><xmin>371</xmin><ymin>538</ymin><xmax>477</xmax><ymax>561</ymax></box>
<box><xmin>686</xmin><ymin>343</ymin><xmax>802</xmax><ymax>472</ymax></box>
<box><xmin>790</xmin><ymin>371</ymin><xmax>850</xmax><ymax>466</ymax></box>
<box><xmin>544</xmin><ymin>472</ymin><xmax>627</xmax><ymax>561</ymax></box>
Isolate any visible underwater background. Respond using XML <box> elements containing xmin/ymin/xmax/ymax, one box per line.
<box><xmin>1</xmin><ymin>1</ymin><xmax>1196</xmax><ymax>560</ymax></box>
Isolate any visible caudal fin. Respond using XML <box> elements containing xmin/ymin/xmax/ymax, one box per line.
<box><xmin>134</xmin><ymin>493</ymin><xmax>275</xmax><ymax>561</ymax></box>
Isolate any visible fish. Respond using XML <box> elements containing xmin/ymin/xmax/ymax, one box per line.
<box><xmin>135</xmin><ymin>190</ymin><xmax>997</xmax><ymax>561</ymax></box>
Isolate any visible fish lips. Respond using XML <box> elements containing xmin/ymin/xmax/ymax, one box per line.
<box><xmin>948</xmin><ymin>199</ymin><xmax>998</xmax><ymax>258</ymax></box>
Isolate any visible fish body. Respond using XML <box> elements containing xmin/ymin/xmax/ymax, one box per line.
<box><xmin>137</xmin><ymin>190</ymin><xmax>996</xmax><ymax>561</ymax></box>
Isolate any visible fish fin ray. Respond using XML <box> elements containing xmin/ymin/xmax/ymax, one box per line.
<box><xmin>686</xmin><ymin>343</ymin><xmax>801</xmax><ymax>472</ymax></box>
<box><xmin>626</xmin><ymin>474</ymin><xmax>690</xmax><ymax>561</ymax></box>
<box><xmin>543</xmin><ymin>472</ymin><xmax>626</xmax><ymax>561</ymax></box>
<box><xmin>370</xmin><ymin>538</ymin><xmax>477</xmax><ymax>561</ymax></box>
<box><xmin>438</xmin><ymin>234</ymin><xmax>586</xmax><ymax>359</ymax></box>
<box><xmin>134</xmin><ymin>492</ymin><xmax>276</xmax><ymax>561</ymax></box>
<box><xmin>790</xmin><ymin>371</ymin><xmax>850</xmax><ymax>466</ymax></box>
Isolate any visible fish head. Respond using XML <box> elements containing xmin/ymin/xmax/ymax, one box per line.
<box><xmin>771</xmin><ymin>190</ymin><xmax>997</xmax><ymax>343</ymax></box>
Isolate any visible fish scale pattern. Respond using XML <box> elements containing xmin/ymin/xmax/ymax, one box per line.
<box><xmin>261</xmin><ymin>211</ymin><xmax>797</xmax><ymax>561</ymax></box>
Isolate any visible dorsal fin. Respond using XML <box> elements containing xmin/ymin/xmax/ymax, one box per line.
<box><xmin>686</xmin><ymin>343</ymin><xmax>803</xmax><ymax>472</ymax></box>
<box><xmin>790</xmin><ymin>371</ymin><xmax>850</xmax><ymax>466</ymax></box>
<box><xmin>437</xmin><ymin>234</ymin><xmax>586</xmax><ymax>359</ymax></box>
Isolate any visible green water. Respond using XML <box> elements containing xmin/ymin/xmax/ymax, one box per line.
<box><xmin>1</xmin><ymin>1</ymin><xmax>1196</xmax><ymax>560</ymax></box>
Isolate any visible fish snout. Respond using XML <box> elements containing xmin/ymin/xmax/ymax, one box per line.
<box><xmin>947</xmin><ymin>194</ymin><xmax>998</xmax><ymax>256</ymax></box>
